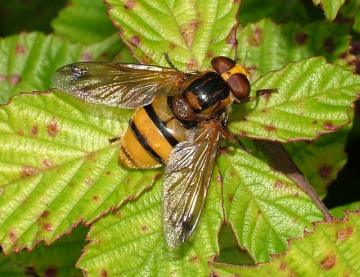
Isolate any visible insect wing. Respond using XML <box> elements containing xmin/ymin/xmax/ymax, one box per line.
<box><xmin>163</xmin><ymin>120</ymin><xmax>221</xmax><ymax>247</ymax></box>
<box><xmin>54</xmin><ymin>62</ymin><xmax>191</xmax><ymax>109</ymax></box>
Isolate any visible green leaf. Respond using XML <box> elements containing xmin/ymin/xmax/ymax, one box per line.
<box><xmin>51</xmin><ymin>0</ymin><xmax>124</xmax><ymax>59</ymax></box>
<box><xmin>238</xmin><ymin>0</ymin><xmax>321</xmax><ymax>25</ymax></box>
<box><xmin>338</xmin><ymin>0</ymin><xmax>360</xmax><ymax>18</ymax></box>
<box><xmin>354</xmin><ymin>10</ymin><xmax>360</xmax><ymax>33</ymax></box>
<box><xmin>0</xmin><ymin>32</ymin><xmax>116</xmax><ymax>104</ymax></box>
<box><xmin>236</xmin><ymin>18</ymin><xmax>352</xmax><ymax>198</ymax></box>
<box><xmin>229</xmin><ymin>57</ymin><xmax>360</xmax><ymax>141</ymax></box>
<box><xmin>78</xmin><ymin>176</ymin><xmax>222</xmax><ymax>276</ymax></box>
<box><xmin>284</xmin><ymin>128</ymin><xmax>348</xmax><ymax>198</ymax></box>
<box><xmin>106</xmin><ymin>0</ymin><xmax>240</xmax><ymax>70</ymax></box>
<box><xmin>0</xmin><ymin>255</ymin><xmax>24</xmax><ymax>276</ymax></box>
<box><xmin>218</xmin><ymin>149</ymin><xmax>323</xmax><ymax>262</ymax></box>
<box><xmin>0</xmin><ymin>91</ymin><xmax>158</xmax><ymax>253</ymax></box>
<box><xmin>215</xmin><ymin>222</ymin><xmax>255</xmax><ymax>266</ymax></box>
<box><xmin>0</xmin><ymin>0</ymin><xmax>66</xmax><ymax>36</ymax></box>
<box><xmin>0</xmin><ymin>226</ymin><xmax>87</xmax><ymax>277</ymax></box>
<box><xmin>52</xmin><ymin>0</ymin><xmax>118</xmax><ymax>45</ymax></box>
<box><xmin>78</xmin><ymin>148</ymin><xmax>323</xmax><ymax>274</ymax></box>
<box><xmin>211</xmin><ymin>212</ymin><xmax>360</xmax><ymax>276</ymax></box>
<box><xmin>331</xmin><ymin>202</ymin><xmax>360</xmax><ymax>218</ymax></box>
<box><xmin>237</xmin><ymin>19</ymin><xmax>351</xmax><ymax>79</ymax></box>
<box><xmin>313</xmin><ymin>0</ymin><xmax>346</xmax><ymax>20</ymax></box>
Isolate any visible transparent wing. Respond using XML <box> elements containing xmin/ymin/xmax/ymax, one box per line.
<box><xmin>54</xmin><ymin>62</ymin><xmax>193</xmax><ymax>109</ymax></box>
<box><xmin>163</xmin><ymin>120</ymin><xmax>221</xmax><ymax>247</ymax></box>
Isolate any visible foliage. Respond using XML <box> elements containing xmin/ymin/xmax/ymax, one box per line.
<box><xmin>0</xmin><ymin>0</ymin><xmax>359</xmax><ymax>276</ymax></box>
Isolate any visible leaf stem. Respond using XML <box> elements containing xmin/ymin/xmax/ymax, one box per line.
<box><xmin>254</xmin><ymin>140</ymin><xmax>332</xmax><ymax>222</ymax></box>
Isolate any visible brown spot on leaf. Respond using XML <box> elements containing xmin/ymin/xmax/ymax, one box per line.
<box><xmin>186</xmin><ymin>58</ymin><xmax>198</xmax><ymax>70</ymax></box>
<box><xmin>9</xmin><ymin>231</ymin><xmax>17</xmax><ymax>243</ymax></box>
<box><xmin>274</xmin><ymin>180</ymin><xmax>283</xmax><ymax>189</ymax></box>
<box><xmin>181</xmin><ymin>20</ymin><xmax>199</xmax><ymax>46</ymax></box>
<box><xmin>139</xmin><ymin>54</ymin><xmax>153</xmax><ymax>65</ymax></box>
<box><xmin>124</xmin><ymin>0</ymin><xmax>136</xmax><ymax>9</ymax></box>
<box><xmin>324</xmin><ymin>37</ymin><xmax>335</xmax><ymax>53</ymax></box>
<box><xmin>81</xmin><ymin>51</ymin><xmax>92</xmax><ymax>61</ymax></box>
<box><xmin>323</xmin><ymin>121</ymin><xmax>337</xmax><ymax>131</ymax></box>
<box><xmin>279</xmin><ymin>262</ymin><xmax>287</xmax><ymax>271</ymax></box>
<box><xmin>16</xmin><ymin>44</ymin><xmax>26</xmax><ymax>54</ymax></box>
<box><xmin>21</xmin><ymin>166</ymin><xmax>38</xmax><ymax>177</ymax></box>
<box><xmin>239</xmin><ymin>131</ymin><xmax>248</xmax><ymax>136</ymax></box>
<box><xmin>130</xmin><ymin>35</ymin><xmax>140</xmax><ymax>47</ymax></box>
<box><xmin>11</xmin><ymin>75</ymin><xmax>21</xmax><ymax>85</ymax></box>
<box><xmin>265</xmin><ymin>124</ymin><xmax>276</xmax><ymax>132</ymax></box>
<box><xmin>47</xmin><ymin>118</ymin><xmax>60</xmax><ymax>137</ymax></box>
<box><xmin>17</xmin><ymin>129</ymin><xmax>24</xmax><ymax>136</ymax></box>
<box><xmin>320</xmin><ymin>254</ymin><xmax>336</xmax><ymax>270</ymax></box>
<box><xmin>30</xmin><ymin>125</ymin><xmax>38</xmax><ymax>135</ymax></box>
<box><xmin>93</xmin><ymin>195</ymin><xmax>99</xmax><ymax>202</ymax></box>
<box><xmin>339</xmin><ymin>52</ymin><xmax>348</xmax><ymax>59</ymax></box>
<box><xmin>101</xmin><ymin>270</ymin><xmax>108</xmax><ymax>277</ymax></box>
<box><xmin>141</xmin><ymin>224</ymin><xmax>148</xmax><ymax>232</ymax></box>
<box><xmin>189</xmin><ymin>255</ymin><xmax>199</xmax><ymax>263</ymax></box>
<box><xmin>43</xmin><ymin>223</ymin><xmax>53</xmax><ymax>232</ymax></box>
<box><xmin>42</xmin><ymin>159</ymin><xmax>53</xmax><ymax>168</ymax></box>
<box><xmin>44</xmin><ymin>267</ymin><xmax>56</xmax><ymax>277</ymax></box>
<box><xmin>41</xmin><ymin>211</ymin><xmax>50</xmax><ymax>218</ymax></box>
<box><xmin>295</xmin><ymin>32</ymin><xmax>308</xmax><ymax>45</ymax></box>
<box><xmin>207</xmin><ymin>50</ymin><xmax>215</xmax><ymax>58</ymax></box>
<box><xmin>337</xmin><ymin>227</ymin><xmax>353</xmax><ymax>240</ymax></box>
<box><xmin>228</xmin><ymin>194</ymin><xmax>234</xmax><ymax>202</ymax></box>
<box><xmin>169</xmin><ymin>42</ymin><xmax>176</xmax><ymax>49</ymax></box>
<box><xmin>85</xmin><ymin>178</ymin><xmax>94</xmax><ymax>186</ymax></box>
<box><xmin>106</xmin><ymin>171</ymin><xmax>111</xmax><ymax>175</ymax></box>
<box><xmin>25</xmin><ymin>267</ymin><xmax>37</xmax><ymax>276</ymax></box>
<box><xmin>319</xmin><ymin>165</ymin><xmax>332</xmax><ymax>179</ymax></box>
<box><xmin>249</xmin><ymin>27</ymin><xmax>262</xmax><ymax>46</ymax></box>
<box><xmin>226</xmin><ymin>23</ymin><xmax>238</xmax><ymax>48</ymax></box>
<box><xmin>312</xmin><ymin>120</ymin><xmax>318</xmax><ymax>124</ymax></box>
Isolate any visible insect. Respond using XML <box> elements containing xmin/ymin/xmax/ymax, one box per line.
<box><xmin>55</xmin><ymin>56</ymin><xmax>252</xmax><ymax>247</ymax></box>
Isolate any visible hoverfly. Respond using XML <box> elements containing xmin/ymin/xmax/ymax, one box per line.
<box><xmin>55</xmin><ymin>56</ymin><xmax>251</xmax><ymax>247</ymax></box>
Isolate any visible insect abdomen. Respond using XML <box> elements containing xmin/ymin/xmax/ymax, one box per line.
<box><xmin>120</xmin><ymin>96</ymin><xmax>186</xmax><ymax>168</ymax></box>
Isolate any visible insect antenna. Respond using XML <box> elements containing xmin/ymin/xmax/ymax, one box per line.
<box><xmin>243</xmin><ymin>50</ymin><xmax>249</xmax><ymax>68</ymax></box>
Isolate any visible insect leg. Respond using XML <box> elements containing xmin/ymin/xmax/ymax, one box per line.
<box><xmin>109</xmin><ymin>136</ymin><xmax>121</xmax><ymax>143</ymax></box>
<box><xmin>244</xmin><ymin>88</ymin><xmax>278</xmax><ymax>109</ymax></box>
<box><xmin>219</xmin><ymin>126</ymin><xmax>236</xmax><ymax>142</ymax></box>
<box><xmin>163</xmin><ymin>53</ymin><xmax>180</xmax><ymax>71</ymax></box>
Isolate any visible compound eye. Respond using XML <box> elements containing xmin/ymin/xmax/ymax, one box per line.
<box><xmin>211</xmin><ymin>56</ymin><xmax>235</xmax><ymax>74</ymax></box>
<box><xmin>227</xmin><ymin>73</ymin><xmax>250</xmax><ymax>102</ymax></box>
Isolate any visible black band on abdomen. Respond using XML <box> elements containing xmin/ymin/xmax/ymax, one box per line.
<box><xmin>144</xmin><ymin>104</ymin><xmax>179</xmax><ymax>147</ymax></box>
<box><xmin>130</xmin><ymin>121</ymin><xmax>164</xmax><ymax>164</ymax></box>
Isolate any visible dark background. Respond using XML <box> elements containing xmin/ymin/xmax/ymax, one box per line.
<box><xmin>0</xmin><ymin>0</ymin><xmax>359</xmax><ymax>209</ymax></box>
